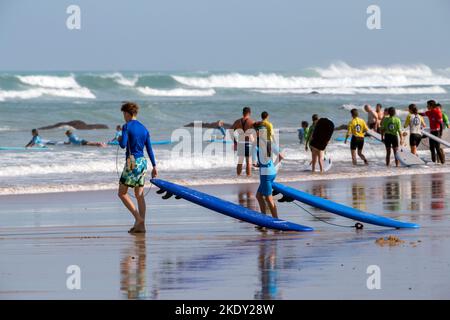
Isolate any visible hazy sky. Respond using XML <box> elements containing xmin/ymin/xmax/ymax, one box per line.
<box><xmin>1</xmin><ymin>0</ymin><xmax>449</xmax><ymax>71</ymax></box>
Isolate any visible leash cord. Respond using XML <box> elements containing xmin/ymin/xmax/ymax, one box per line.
<box><xmin>292</xmin><ymin>201</ymin><xmax>355</xmax><ymax>228</ymax></box>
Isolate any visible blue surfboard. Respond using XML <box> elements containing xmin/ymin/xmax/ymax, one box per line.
<box><xmin>151</xmin><ymin>179</ymin><xmax>313</xmax><ymax>232</ymax></box>
<box><xmin>272</xmin><ymin>182</ymin><xmax>419</xmax><ymax>229</ymax></box>
<box><xmin>0</xmin><ymin>146</ymin><xmax>49</xmax><ymax>151</ymax></box>
<box><xmin>108</xmin><ymin>140</ymin><xmax>173</xmax><ymax>146</ymax></box>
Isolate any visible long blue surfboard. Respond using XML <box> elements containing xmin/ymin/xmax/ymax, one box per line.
<box><xmin>108</xmin><ymin>139</ymin><xmax>173</xmax><ymax>146</ymax></box>
<box><xmin>272</xmin><ymin>182</ymin><xmax>419</xmax><ymax>229</ymax></box>
<box><xmin>0</xmin><ymin>147</ymin><xmax>49</xmax><ymax>151</ymax></box>
<box><xmin>151</xmin><ymin>179</ymin><xmax>313</xmax><ymax>232</ymax></box>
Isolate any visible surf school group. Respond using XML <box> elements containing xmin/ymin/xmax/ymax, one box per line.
<box><xmin>21</xmin><ymin>99</ymin><xmax>448</xmax><ymax>233</ymax></box>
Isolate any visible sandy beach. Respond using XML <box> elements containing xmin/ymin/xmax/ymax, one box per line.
<box><xmin>1</xmin><ymin>173</ymin><xmax>449</xmax><ymax>299</ymax></box>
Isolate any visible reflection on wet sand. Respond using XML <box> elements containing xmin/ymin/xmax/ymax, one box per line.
<box><xmin>351</xmin><ymin>183</ymin><xmax>367</xmax><ymax>211</ymax></box>
<box><xmin>237</xmin><ymin>185</ymin><xmax>257</xmax><ymax>211</ymax></box>
<box><xmin>255</xmin><ymin>238</ymin><xmax>280</xmax><ymax>300</ymax></box>
<box><xmin>408</xmin><ymin>178</ymin><xmax>421</xmax><ymax>212</ymax></box>
<box><xmin>431</xmin><ymin>173</ymin><xmax>445</xmax><ymax>219</ymax></box>
<box><xmin>120</xmin><ymin>234</ymin><xmax>148</xmax><ymax>299</ymax></box>
<box><xmin>383</xmin><ymin>179</ymin><xmax>401</xmax><ymax>212</ymax></box>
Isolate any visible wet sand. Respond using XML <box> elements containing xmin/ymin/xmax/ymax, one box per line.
<box><xmin>1</xmin><ymin>173</ymin><xmax>449</xmax><ymax>299</ymax></box>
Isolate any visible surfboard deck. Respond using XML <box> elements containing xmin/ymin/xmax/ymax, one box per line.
<box><xmin>310</xmin><ymin>118</ymin><xmax>334</xmax><ymax>151</ymax></box>
<box><xmin>272</xmin><ymin>182</ymin><xmax>419</xmax><ymax>229</ymax></box>
<box><xmin>366</xmin><ymin>130</ymin><xmax>425</xmax><ymax>166</ymax></box>
<box><xmin>151</xmin><ymin>179</ymin><xmax>313</xmax><ymax>232</ymax></box>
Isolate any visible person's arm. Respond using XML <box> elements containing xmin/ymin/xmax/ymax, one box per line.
<box><xmin>344</xmin><ymin>121</ymin><xmax>352</xmax><ymax>143</ymax></box>
<box><xmin>421</xmin><ymin>116</ymin><xmax>427</xmax><ymax>129</ymax></box>
<box><xmin>145</xmin><ymin>132</ymin><xmax>158</xmax><ymax>178</ymax></box>
<box><xmin>25</xmin><ymin>138</ymin><xmax>34</xmax><ymax>148</ymax></box>
<box><xmin>404</xmin><ymin>114</ymin><xmax>411</xmax><ymax>129</ymax></box>
<box><xmin>119</xmin><ymin>125</ymin><xmax>127</xmax><ymax>149</ymax></box>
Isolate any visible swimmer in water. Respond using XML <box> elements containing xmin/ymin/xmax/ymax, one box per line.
<box><xmin>25</xmin><ymin>129</ymin><xmax>44</xmax><ymax>148</ymax></box>
<box><xmin>109</xmin><ymin>125</ymin><xmax>123</xmax><ymax>144</ymax></box>
<box><xmin>64</xmin><ymin>130</ymin><xmax>106</xmax><ymax>147</ymax></box>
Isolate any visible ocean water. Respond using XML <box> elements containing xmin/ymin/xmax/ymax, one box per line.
<box><xmin>1</xmin><ymin>62</ymin><xmax>450</xmax><ymax>195</ymax></box>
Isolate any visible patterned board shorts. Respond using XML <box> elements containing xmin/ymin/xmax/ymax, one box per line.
<box><xmin>120</xmin><ymin>157</ymin><xmax>147</xmax><ymax>187</ymax></box>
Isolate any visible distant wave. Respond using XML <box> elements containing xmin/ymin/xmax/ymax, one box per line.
<box><xmin>17</xmin><ymin>75</ymin><xmax>81</xmax><ymax>89</ymax></box>
<box><xmin>137</xmin><ymin>86</ymin><xmax>216</xmax><ymax>97</ymax></box>
<box><xmin>173</xmin><ymin>63</ymin><xmax>450</xmax><ymax>90</ymax></box>
<box><xmin>254</xmin><ymin>86</ymin><xmax>447</xmax><ymax>95</ymax></box>
<box><xmin>99</xmin><ymin>72</ymin><xmax>138</xmax><ymax>87</ymax></box>
<box><xmin>0</xmin><ymin>87</ymin><xmax>96</xmax><ymax>101</ymax></box>
<box><xmin>0</xmin><ymin>74</ymin><xmax>96</xmax><ymax>101</ymax></box>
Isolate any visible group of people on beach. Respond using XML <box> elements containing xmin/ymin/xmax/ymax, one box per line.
<box><xmin>24</xmin><ymin>99</ymin><xmax>449</xmax><ymax>233</ymax></box>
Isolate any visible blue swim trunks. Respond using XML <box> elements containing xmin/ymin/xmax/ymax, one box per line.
<box><xmin>120</xmin><ymin>157</ymin><xmax>147</xmax><ymax>187</ymax></box>
<box><xmin>257</xmin><ymin>174</ymin><xmax>276</xmax><ymax>196</ymax></box>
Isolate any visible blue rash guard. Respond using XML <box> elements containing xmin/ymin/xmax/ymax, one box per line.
<box><xmin>119</xmin><ymin>120</ymin><xmax>156</xmax><ymax>167</ymax></box>
<box><xmin>29</xmin><ymin>135</ymin><xmax>43</xmax><ymax>147</ymax></box>
<box><xmin>67</xmin><ymin>133</ymin><xmax>86</xmax><ymax>145</ymax></box>
<box><xmin>254</xmin><ymin>144</ymin><xmax>277</xmax><ymax>196</ymax></box>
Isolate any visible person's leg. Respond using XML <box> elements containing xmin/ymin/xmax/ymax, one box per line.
<box><xmin>118</xmin><ymin>184</ymin><xmax>142</xmax><ymax>227</ymax></box>
<box><xmin>236</xmin><ymin>159</ymin><xmax>243</xmax><ymax>176</ymax></box>
<box><xmin>411</xmin><ymin>145</ymin><xmax>417</xmax><ymax>155</ymax></box>
<box><xmin>264</xmin><ymin>195</ymin><xmax>278</xmax><ymax>219</ymax></box>
<box><xmin>318</xmin><ymin>150</ymin><xmax>324</xmax><ymax>173</ymax></box>
<box><xmin>392</xmin><ymin>147</ymin><xmax>399</xmax><ymax>167</ymax></box>
<box><xmin>351</xmin><ymin>149</ymin><xmax>357</xmax><ymax>165</ymax></box>
<box><xmin>133</xmin><ymin>187</ymin><xmax>146</xmax><ymax>232</ymax></box>
<box><xmin>311</xmin><ymin>149</ymin><xmax>317</xmax><ymax>172</ymax></box>
<box><xmin>245</xmin><ymin>156</ymin><xmax>251</xmax><ymax>176</ymax></box>
<box><xmin>256</xmin><ymin>192</ymin><xmax>267</xmax><ymax>214</ymax></box>
<box><xmin>134</xmin><ymin>187</ymin><xmax>146</xmax><ymax>221</ymax></box>
<box><xmin>385</xmin><ymin>147</ymin><xmax>391</xmax><ymax>166</ymax></box>
<box><xmin>429</xmin><ymin>137</ymin><xmax>437</xmax><ymax>162</ymax></box>
<box><xmin>357</xmin><ymin>145</ymin><xmax>367</xmax><ymax>164</ymax></box>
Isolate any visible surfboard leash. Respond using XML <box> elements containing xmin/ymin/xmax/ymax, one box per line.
<box><xmin>291</xmin><ymin>201</ymin><xmax>361</xmax><ymax>229</ymax></box>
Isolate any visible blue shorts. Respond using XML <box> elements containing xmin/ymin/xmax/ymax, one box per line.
<box><xmin>257</xmin><ymin>174</ymin><xmax>276</xmax><ymax>196</ymax></box>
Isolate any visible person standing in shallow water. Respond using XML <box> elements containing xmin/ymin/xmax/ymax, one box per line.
<box><xmin>345</xmin><ymin>109</ymin><xmax>369</xmax><ymax>165</ymax></box>
<box><xmin>118</xmin><ymin>102</ymin><xmax>158</xmax><ymax>233</ymax></box>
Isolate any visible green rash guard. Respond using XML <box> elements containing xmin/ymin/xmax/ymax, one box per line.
<box><xmin>443</xmin><ymin>112</ymin><xmax>449</xmax><ymax>128</ymax></box>
<box><xmin>305</xmin><ymin>124</ymin><xmax>315</xmax><ymax>144</ymax></box>
<box><xmin>382</xmin><ymin>116</ymin><xmax>402</xmax><ymax>136</ymax></box>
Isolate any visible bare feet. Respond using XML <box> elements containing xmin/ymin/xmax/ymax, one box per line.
<box><xmin>131</xmin><ymin>220</ymin><xmax>146</xmax><ymax>233</ymax></box>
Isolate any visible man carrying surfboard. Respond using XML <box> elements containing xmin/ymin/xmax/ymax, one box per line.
<box><xmin>118</xmin><ymin>102</ymin><xmax>158</xmax><ymax>233</ymax></box>
<box><xmin>345</xmin><ymin>109</ymin><xmax>369</xmax><ymax>165</ymax></box>
<box><xmin>380</xmin><ymin>107</ymin><xmax>403</xmax><ymax>167</ymax></box>
<box><xmin>231</xmin><ymin>107</ymin><xmax>255</xmax><ymax>176</ymax></box>
<box><xmin>421</xmin><ymin>100</ymin><xmax>445</xmax><ymax>164</ymax></box>
<box><xmin>404</xmin><ymin>104</ymin><xmax>426</xmax><ymax>156</ymax></box>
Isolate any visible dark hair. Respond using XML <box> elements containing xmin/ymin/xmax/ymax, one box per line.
<box><xmin>243</xmin><ymin>107</ymin><xmax>251</xmax><ymax>116</ymax></box>
<box><xmin>411</xmin><ymin>105</ymin><xmax>418</xmax><ymax>114</ymax></box>
<box><xmin>408</xmin><ymin>104</ymin><xmax>416</xmax><ymax>112</ymax></box>
<box><xmin>32</xmin><ymin>128</ymin><xmax>38</xmax><ymax>135</ymax></box>
<box><xmin>436</xmin><ymin>103</ymin><xmax>442</xmax><ymax>108</ymax></box>
<box><xmin>121</xmin><ymin>101</ymin><xmax>139</xmax><ymax>116</ymax></box>
<box><xmin>301</xmin><ymin>121</ymin><xmax>309</xmax><ymax>127</ymax></box>
<box><xmin>376</xmin><ymin>103</ymin><xmax>382</xmax><ymax>109</ymax></box>
<box><xmin>65</xmin><ymin>130</ymin><xmax>72</xmax><ymax>135</ymax></box>
<box><xmin>427</xmin><ymin>100</ymin><xmax>437</xmax><ymax>108</ymax></box>
<box><xmin>388</xmin><ymin>107</ymin><xmax>396</xmax><ymax>117</ymax></box>
<box><xmin>351</xmin><ymin>108</ymin><xmax>358</xmax><ymax>118</ymax></box>
<box><xmin>312</xmin><ymin>114</ymin><xmax>319</xmax><ymax>121</ymax></box>
<box><xmin>261</xmin><ymin>111</ymin><xmax>269</xmax><ymax>120</ymax></box>
<box><xmin>384</xmin><ymin>108</ymin><xmax>389</xmax><ymax>113</ymax></box>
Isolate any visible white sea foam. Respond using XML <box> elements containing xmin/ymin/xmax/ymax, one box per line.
<box><xmin>137</xmin><ymin>86</ymin><xmax>216</xmax><ymax>97</ymax></box>
<box><xmin>0</xmin><ymin>87</ymin><xmax>96</xmax><ymax>101</ymax></box>
<box><xmin>254</xmin><ymin>86</ymin><xmax>447</xmax><ymax>95</ymax></box>
<box><xmin>17</xmin><ymin>75</ymin><xmax>81</xmax><ymax>89</ymax></box>
<box><xmin>100</xmin><ymin>73</ymin><xmax>139</xmax><ymax>87</ymax></box>
<box><xmin>173</xmin><ymin>63</ymin><xmax>450</xmax><ymax>90</ymax></box>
